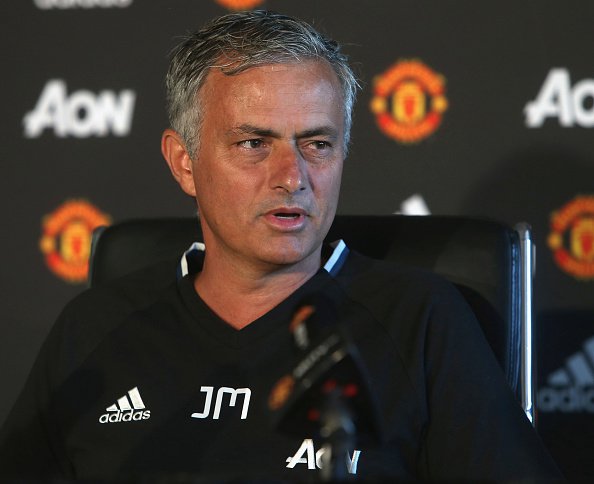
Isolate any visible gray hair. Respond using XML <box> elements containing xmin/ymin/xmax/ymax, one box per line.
<box><xmin>165</xmin><ymin>10</ymin><xmax>359</xmax><ymax>159</ymax></box>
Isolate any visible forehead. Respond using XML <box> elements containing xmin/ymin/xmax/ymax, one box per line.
<box><xmin>199</xmin><ymin>60</ymin><xmax>344</xmax><ymax>119</ymax></box>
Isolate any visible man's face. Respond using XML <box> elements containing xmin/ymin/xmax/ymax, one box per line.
<box><xmin>191</xmin><ymin>60</ymin><xmax>345</xmax><ymax>272</ymax></box>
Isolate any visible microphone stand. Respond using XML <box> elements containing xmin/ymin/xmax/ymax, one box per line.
<box><xmin>319</xmin><ymin>389</ymin><xmax>356</xmax><ymax>481</ymax></box>
<box><xmin>269</xmin><ymin>296</ymin><xmax>385</xmax><ymax>480</ymax></box>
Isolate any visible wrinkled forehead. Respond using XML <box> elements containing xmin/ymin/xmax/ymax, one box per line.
<box><xmin>199</xmin><ymin>60</ymin><xmax>345</xmax><ymax>118</ymax></box>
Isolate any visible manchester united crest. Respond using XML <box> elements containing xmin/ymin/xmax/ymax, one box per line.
<box><xmin>268</xmin><ymin>375</ymin><xmax>295</xmax><ymax>411</ymax></box>
<box><xmin>215</xmin><ymin>0</ymin><xmax>265</xmax><ymax>10</ymax></box>
<box><xmin>548</xmin><ymin>196</ymin><xmax>594</xmax><ymax>280</ymax></box>
<box><xmin>39</xmin><ymin>200</ymin><xmax>111</xmax><ymax>283</ymax></box>
<box><xmin>370</xmin><ymin>59</ymin><xmax>448</xmax><ymax>143</ymax></box>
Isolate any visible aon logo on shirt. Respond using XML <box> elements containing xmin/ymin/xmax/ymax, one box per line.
<box><xmin>286</xmin><ymin>438</ymin><xmax>361</xmax><ymax>475</ymax></box>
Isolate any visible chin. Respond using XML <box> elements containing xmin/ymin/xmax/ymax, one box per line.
<box><xmin>259</xmin><ymin>242</ymin><xmax>319</xmax><ymax>268</ymax></box>
<box><xmin>265</xmin><ymin>251</ymin><xmax>308</xmax><ymax>267</ymax></box>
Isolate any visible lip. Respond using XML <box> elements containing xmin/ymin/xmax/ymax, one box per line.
<box><xmin>263</xmin><ymin>207</ymin><xmax>309</xmax><ymax>231</ymax></box>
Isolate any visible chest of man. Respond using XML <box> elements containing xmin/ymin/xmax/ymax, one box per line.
<box><xmin>53</xmin><ymin>301</ymin><xmax>422</xmax><ymax>480</ymax></box>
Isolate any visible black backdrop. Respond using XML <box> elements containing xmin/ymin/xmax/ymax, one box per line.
<box><xmin>3</xmin><ymin>0</ymin><xmax>594</xmax><ymax>479</ymax></box>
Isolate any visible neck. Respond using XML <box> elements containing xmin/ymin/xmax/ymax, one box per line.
<box><xmin>194</xmin><ymin>250</ymin><xmax>322</xmax><ymax>330</ymax></box>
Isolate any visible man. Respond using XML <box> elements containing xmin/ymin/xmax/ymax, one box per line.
<box><xmin>0</xmin><ymin>10</ymin><xmax>561</xmax><ymax>481</ymax></box>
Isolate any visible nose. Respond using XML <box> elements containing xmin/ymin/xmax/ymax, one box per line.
<box><xmin>269</xmin><ymin>144</ymin><xmax>308</xmax><ymax>194</ymax></box>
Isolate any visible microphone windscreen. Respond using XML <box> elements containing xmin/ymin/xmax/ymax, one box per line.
<box><xmin>289</xmin><ymin>293</ymin><xmax>340</xmax><ymax>351</ymax></box>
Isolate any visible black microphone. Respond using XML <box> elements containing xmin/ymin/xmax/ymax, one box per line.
<box><xmin>268</xmin><ymin>294</ymin><xmax>384</xmax><ymax>479</ymax></box>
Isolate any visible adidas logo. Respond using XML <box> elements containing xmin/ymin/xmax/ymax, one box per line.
<box><xmin>99</xmin><ymin>387</ymin><xmax>151</xmax><ymax>424</ymax></box>
<box><xmin>538</xmin><ymin>335</ymin><xmax>594</xmax><ymax>413</ymax></box>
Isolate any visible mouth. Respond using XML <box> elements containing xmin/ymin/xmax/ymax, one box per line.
<box><xmin>264</xmin><ymin>207</ymin><xmax>308</xmax><ymax>229</ymax></box>
<box><xmin>273</xmin><ymin>212</ymin><xmax>302</xmax><ymax>219</ymax></box>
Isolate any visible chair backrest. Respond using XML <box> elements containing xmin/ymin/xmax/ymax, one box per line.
<box><xmin>89</xmin><ymin>215</ymin><xmax>534</xmax><ymax>423</ymax></box>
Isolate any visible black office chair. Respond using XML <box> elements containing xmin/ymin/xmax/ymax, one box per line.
<box><xmin>88</xmin><ymin>215</ymin><xmax>535</xmax><ymax>424</ymax></box>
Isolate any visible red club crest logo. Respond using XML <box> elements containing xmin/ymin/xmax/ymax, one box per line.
<box><xmin>548</xmin><ymin>196</ymin><xmax>594</xmax><ymax>280</ymax></box>
<box><xmin>370</xmin><ymin>60</ymin><xmax>448</xmax><ymax>143</ymax></box>
<box><xmin>215</xmin><ymin>0</ymin><xmax>265</xmax><ymax>10</ymax></box>
<box><xmin>39</xmin><ymin>200</ymin><xmax>111</xmax><ymax>283</ymax></box>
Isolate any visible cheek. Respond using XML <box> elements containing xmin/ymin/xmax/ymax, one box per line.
<box><xmin>193</xmin><ymin>166</ymin><xmax>220</xmax><ymax>212</ymax></box>
<box><xmin>317</xmin><ymin>166</ymin><xmax>343</xmax><ymax>204</ymax></box>
<box><xmin>197</xmin><ymin>167</ymin><xmax>258</xmax><ymax>212</ymax></box>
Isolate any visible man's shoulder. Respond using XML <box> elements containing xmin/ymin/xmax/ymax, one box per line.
<box><xmin>334</xmin><ymin>249</ymin><xmax>473</xmax><ymax>335</ymax></box>
<box><xmin>48</xmin><ymin>257</ymin><xmax>181</xmax><ymax>378</ymax></box>
<box><xmin>337</xmin><ymin>249</ymin><xmax>456</xmax><ymax>298</ymax></box>
<box><xmin>63</xmin><ymin>257</ymin><xmax>178</xmax><ymax>319</ymax></box>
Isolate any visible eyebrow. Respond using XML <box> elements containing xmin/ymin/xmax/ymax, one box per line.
<box><xmin>227</xmin><ymin>124</ymin><xmax>339</xmax><ymax>141</ymax></box>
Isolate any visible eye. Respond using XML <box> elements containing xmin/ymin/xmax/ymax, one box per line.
<box><xmin>238</xmin><ymin>139</ymin><xmax>264</xmax><ymax>149</ymax></box>
<box><xmin>303</xmin><ymin>140</ymin><xmax>333</xmax><ymax>153</ymax></box>
<box><xmin>300</xmin><ymin>139</ymin><xmax>336</xmax><ymax>164</ymax></box>
<box><xmin>311</xmin><ymin>140</ymin><xmax>331</xmax><ymax>150</ymax></box>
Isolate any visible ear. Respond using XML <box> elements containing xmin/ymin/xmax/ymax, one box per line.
<box><xmin>161</xmin><ymin>129</ymin><xmax>197</xmax><ymax>197</ymax></box>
